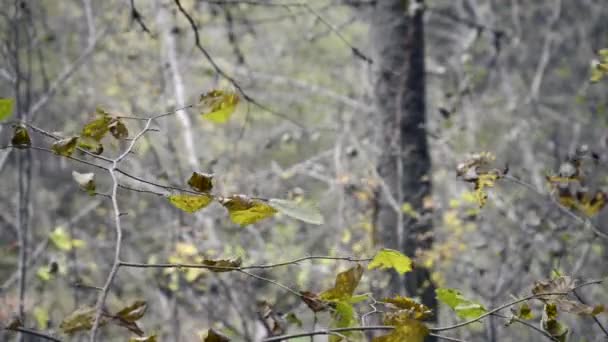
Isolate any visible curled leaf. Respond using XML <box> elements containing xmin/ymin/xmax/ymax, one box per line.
<box><xmin>116</xmin><ymin>301</ymin><xmax>147</xmax><ymax>322</ymax></box>
<box><xmin>60</xmin><ymin>307</ymin><xmax>101</xmax><ymax>334</ymax></box>
<box><xmin>52</xmin><ymin>137</ymin><xmax>79</xmax><ymax>157</ymax></box>
<box><xmin>72</xmin><ymin>171</ymin><xmax>96</xmax><ymax>195</ymax></box>
<box><xmin>202</xmin><ymin>257</ymin><xmax>242</xmax><ymax>272</ymax></box>
<box><xmin>11</xmin><ymin>125</ymin><xmax>31</xmax><ymax>148</ymax></box>
<box><xmin>81</xmin><ymin>114</ymin><xmax>112</xmax><ymax>141</ymax></box>
<box><xmin>188</xmin><ymin>172</ymin><xmax>214</xmax><ymax>193</ymax></box>
<box><xmin>436</xmin><ymin>288</ymin><xmax>487</xmax><ymax>320</ymax></box>
<box><xmin>109</xmin><ymin>119</ymin><xmax>128</xmax><ymax>139</ymax></box>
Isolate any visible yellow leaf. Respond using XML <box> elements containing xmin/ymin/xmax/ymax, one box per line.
<box><xmin>368</xmin><ymin>249</ymin><xmax>413</xmax><ymax>275</ymax></box>
<box><xmin>319</xmin><ymin>264</ymin><xmax>363</xmax><ymax>301</ymax></box>
<box><xmin>81</xmin><ymin>114</ymin><xmax>112</xmax><ymax>141</ymax></box>
<box><xmin>175</xmin><ymin>242</ymin><xmax>198</xmax><ymax>256</ymax></box>
<box><xmin>168</xmin><ymin>194</ymin><xmax>213</xmax><ymax>213</ymax></box>
<box><xmin>0</xmin><ymin>98</ymin><xmax>14</xmax><ymax>121</ymax></box>
<box><xmin>221</xmin><ymin>195</ymin><xmax>277</xmax><ymax>225</ymax></box>
<box><xmin>199</xmin><ymin>90</ymin><xmax>239</xmax><ymax>124</ymax></box>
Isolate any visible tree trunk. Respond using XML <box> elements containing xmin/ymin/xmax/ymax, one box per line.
<box><xmin>371</xmin><ymin>0</ymin><xmax>437</xmax><ymax>331</ymax></box>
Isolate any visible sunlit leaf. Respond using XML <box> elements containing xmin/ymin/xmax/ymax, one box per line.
<box><xmin>368</xmin><ymin>249</ymin><xmax>413</xmax><ymax>275</ymax></box>
<box><xmin>51</xmin><ymin>136</ymin><xmax>79</xmax><ymax>157</ymax></box>
<box><xmin>0</xmin><ymin>98</ymin><xmax>13</xmax><ymax>121</ymax></box>
<box><xmin>188</xmin><ymin>172</ymin><xmax>214</xmax><ymax>193</ymax></box>
<box><xmin>168</xmin><ymin>194</ymin><xmax>213</xmax><ymax>213</ymax></box>
<box><xmin>268</xmin><ymin>198</ymin><xmax>324</xmax><ymax>225</ymax></box>
<box><xmin>436</xmin><ymin>288</ymin><xmax>487</xmax><ymax>320</ymax></box>
<box><xmin>202</xmin><ymin>257</ymin><xmax>242</xmax><ymax>272</ymax></box>
<box><xmin>373</xmin><ymin>318</ymin><xmax>429</xmax><ymax>342</ymax></box>
<box><xmin>199</xmin><ymin>90</ymin><xmax>239</xmax><ymax>124</ymax></box>
<box><xmin>221</xmin><ymin>195</ymin><xmax>277</xmax><ymax>225</ymax></box>
<box><xmin>319</xmin><ymin>264</ymin><xmax>363</xmax><ymax>301</ymax></box>
<box><xmin>72</xmin><ymin>171</ymin><xmax>96</xmax><ymax>195</ymax></box>
<box><xmin>456</xmin><ymin>152</ymin><xmax>505</xmax><ymax>207</ymax></box>
<box><xmin>201</xmin><ymin>328</ymin><xmax>230</xmax><ymax>342</ymax></box>
<box><xmin>11</xmin><ymin>125</ymin><xmax>31</xmax><ymax>148</ymax></box>
<box><xmin>60</xmin><ymin>307</ymin><xmax>102</xmax><ymax>334</ymax></box>
<box><xmin>116</xmin><ymin>301</ymin><xmax>147</xmax><ymax>322</ymax></box>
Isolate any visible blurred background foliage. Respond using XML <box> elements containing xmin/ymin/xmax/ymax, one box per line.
<box><xmin>1</xmin><ymin>0</ymin><xmax>608</xmax><ymax>341</ymax></box>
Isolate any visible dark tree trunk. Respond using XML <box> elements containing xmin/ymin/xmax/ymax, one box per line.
<box><xmin>371</xmin><ymin>0</ymin><xmax>437</xmax><ymax>333</ymax></box>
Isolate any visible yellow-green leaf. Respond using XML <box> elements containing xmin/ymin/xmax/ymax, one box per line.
<box><xmin>51</xmin><ymin>137</ymin><xmax>79</xmax><ymax>157</ymax></box>
<box><xmin>11</xmin><ymin>125</ymin><xmax>31</xmax><ymax>148</ymax></box>
<box><xmin>368</xmin><ymin>249</ymin><xmax>413</xmax><ymax>275</ymax></box>
<box><xmin>319</xmin><ymin>264</ymin><xmax>363</xmax><ymax>301</ymax></box>
<box><xmin>116</xmin><ymin>301</ymin><xmax>147</xmax><ymax>322</ymax></box>
<box><xmin>268</xmin><ymin>198</ymin><xmax>324</xmax><ymax>225</ymax></box>
<box><xmin>516</xmin><ymin>302</ymin><xmax>534</xmax><ymax>320</ymax></box>
<box><xmin>81</xmin><ymin>115</ymin><xmax>112</xmax><ymax>141</ymax></box>
<box><xmin>0</xmin><ymin>98</ymin><xmax>13</xmax><ymax>121</ymax></box>
<box><xmin>72</xmin><ymin>171</ymin><xmax>96</xmax><ymax>195</ymax></box>
<box><xmin>168</xmin><ymin>194</ymin><xmax>213</xmax><ymax>213</ymax></box>
<box><xmin>199</xmin><ymin>90</ymin><xmax>239</xmax><ymax>123</ymax></box>
<box><xmin>77</xmin><ymin>136</ymin><xmax>104</xmax><ymax>155</ymax></box>
<box><xmin>187</xmin><ymin>172</ymin><xmax>214</xmax><ymax>193</ymax></box>
<box><xmin>33</xmin><ymin>307</ymin><xmax>49</xmax><ymax>330</ymax></box>
<box><xmin>436</xmin><ymin>288</ymin><xmax>487</xmax><ymax>320</ymax></box>
<box><xmin>60</xmin><ymin>307</ymin><xmax>100</xmax><ymax>334</ymax></box>
<box><xmin>221</xmin><ymin>195</ymin><xmax>277</xmax><ymax>225</ymax></box>
<box><xmin>383</xmin><ymin>296</ymin><xmax>432</xmax><ymax>320</ymax></box>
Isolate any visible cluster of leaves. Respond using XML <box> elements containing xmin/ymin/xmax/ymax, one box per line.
<box><xmin>456</xmin><ymin>152</ymin><xmax>507</xmax><ymax>207</ymax></box>
<box><xmin>591</xmin><ymin>49</ymin><xmax>608</xmax><ymax>82</ymax></box>
<box><xmin>546</xmin><ymin>147</ymin><xmax>607</xmax><ymax>217</ymax></box>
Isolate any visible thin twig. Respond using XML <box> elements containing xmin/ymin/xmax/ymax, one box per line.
<box><xmin>5</xmin><ymin>326</ymin><xmax>62</xmax><ymax>342</ymax></box>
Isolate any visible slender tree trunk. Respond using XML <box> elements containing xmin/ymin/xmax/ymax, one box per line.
<box><xmin>371</xmin><ymin>0</ymin><xmax>437</xmax><ymax>335</ymax></box>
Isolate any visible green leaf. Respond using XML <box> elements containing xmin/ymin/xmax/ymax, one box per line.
<box><xmin>72</xmin><ymin>171</ymin><xmax>96</xmax><ymax>195</ymax></box>
<box><xmin>116</xmin><ymin>301</ymin><xmax>147</xmax><ymax>322</ymax></box>
<box><xmin>51</xmin><ymin>137</ymin><xmax>79</xmax><ymax>157</ymax></box>
<box><xmin>201</xmin><ymin>329</ymin><xmax>230</xmax><ymax>342</ymax></box>
<box><xmin>285</xmin><ymin>312</ymin><xmax>302</xmax><ymax>327</ymax></box>
<box><xmin>436</xmin><ymin>288</ymin><xmax>487</xmax><ymax>320</ymax></box>
<box><xmin>516</xmin><ymin>302</ymin><xmax>534</xmax><ymax>320</ymax></box>
<box><xmin>401</xmin><ymin>202</ymin><xmax>420</xmax><ymax>219</ymax></box>
<box><xmin>268</xmin><ymin>198</ymin><xmax>324</xmax><ymax>225</ymax></box>
<box><xmin>541</xmin><ymin>303</ymin><xmax>569</xmax><ymax>342</ymax></box>
<box><xmin>319</xmin><ymin>264</ymin><xmax>363</xmax><ymax>301</ymax></box>
<box><xmin>36</xmin><ymin>265</ymin><xmax>53</xmax><ymax>281</ymax></box>
<box><xmin>199</xmin><ymin>90</ymin><xmax>239</xmax><ymax>123</ymax></box>
<box><xmin>11</xmin><ymin>125</ymin><xmax>31</xmax><ymax>148</ymax></box>
<box><xmin>187</xmin><ymin>172</ymin><xmax>214</xmax><ymax>193</ymax></box>
<box><xmin>368</xmin><ymin>249</ymin><xmax>413</xmax><ymax>275</ymax></box>
<box><xmin>0</xmin><ymin>98</ymin><xmax>14</xmax><ymax>121</ymax></box>
<box><xmin>168</xmin><ymin>194</ymin><xmax>213</xmax><ymax>213</ymax></box>
<box><xmin>221</xmin><ymin>195</ymin><xmax>277</xmax><ymax>225</ymax></box>
<box><xmin>60</xmin><ymin>307</ymin><xmax>100</xmax><ymax>334</ymax></box>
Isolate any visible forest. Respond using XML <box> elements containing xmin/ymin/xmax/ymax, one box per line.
<box><xmin>1</xmin><ymin>0</ymin><xmax>608</xmax><ymax>341</ymax></box>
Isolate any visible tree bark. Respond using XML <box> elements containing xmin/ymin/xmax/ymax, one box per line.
<box><xmin>371</xmin><ymin>0</ymin><xmax>436</xmax><ymax>332</ymax></box>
